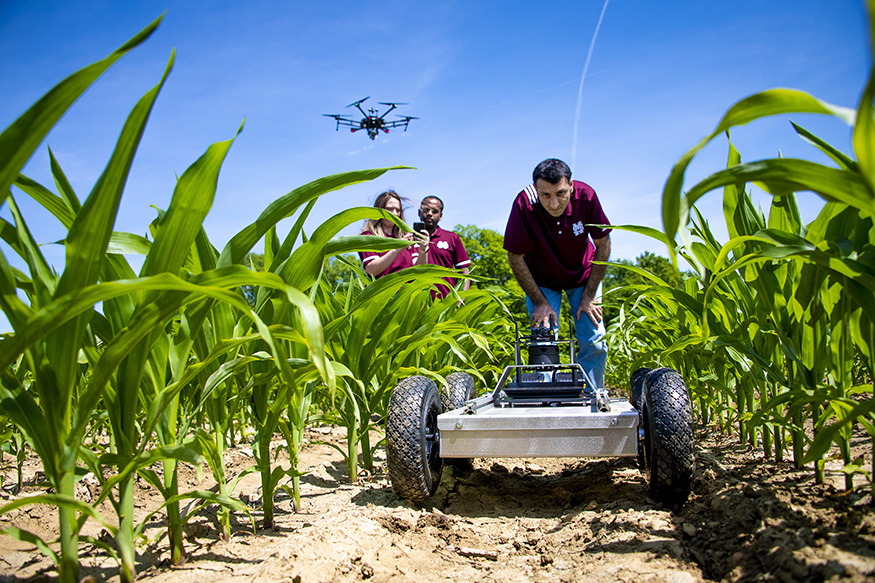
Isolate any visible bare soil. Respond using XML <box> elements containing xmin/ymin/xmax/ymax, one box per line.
<box><xmin>1</xmin><ymin>424</ymin><xmax>874</xmax><ymax>583</ymax></box>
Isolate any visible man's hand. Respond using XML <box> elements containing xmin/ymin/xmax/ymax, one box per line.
<box><xmin>576</xmin><ymin>293</ymin><xmax>603</xmax><ymax>325</ymax></box>
<box><xmin>406</xmin><ymin>229</ymin><xmax>429</xmax><ymax>266</ymax></box>
<box><xmin>577</xmin><ymin>234</ymin><xmax>610</xmax><ymax>325</ymax></box>
<box><xmin>416</xmin><ymin>229</ymin><xmax>430</xmax><ymax>254</ymax></box>
<box><xmin>531</xmin><ymin>302</ymin><xmax>557</xmax><ymax>329</ymax></box>
<box><xmin>508</xmin><ymin>252</ymin><xmax>556</xmax><ymax>327</ymax></box>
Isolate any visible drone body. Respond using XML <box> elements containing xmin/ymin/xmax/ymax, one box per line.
<box><xmin>324</xmin><ymin>97</ymin><xmax>417</xmax><ymax>140</ymax></box>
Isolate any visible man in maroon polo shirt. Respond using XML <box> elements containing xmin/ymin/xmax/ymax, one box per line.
<box><xmin>503</xmin><ymin>158</ymin><xmax>611</xmax><ymax>388</ymax></box>
<box><xmin>418</xmin><ymin>196</ymin><xmax>472</xmax><ymax>299</ymax></box>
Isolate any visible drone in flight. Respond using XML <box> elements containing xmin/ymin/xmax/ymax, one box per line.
<box><xmin>324</xmin><ymin>97</ymin><xmax>417</xmax><ymax>140</ymax></box>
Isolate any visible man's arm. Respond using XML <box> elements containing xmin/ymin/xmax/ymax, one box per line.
<box><xmin>576</xmin><ymin>234</ymin><xmax>611</xmax><ymax>324</ymax></box>
<box><xmin>460</xmin><ymin>267</ymin><xmax>470</xmax><ymax>291</ymax></box>
<box><xmin>508</xmin><ymin>252</ymin><xmax>555</xmax><ymax>328</ymax></box>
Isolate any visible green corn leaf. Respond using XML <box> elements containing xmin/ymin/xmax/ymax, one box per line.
<box><xmin>767</xmin><ymin>193</ymin><xmax>803</xmax><ymax>237</ymax></box>
<box><xmin>91</xmin><ymin>269</ymin><xmax>330</xmax><ymax>441</ymax></box>
<box><xmin>323</xmin><ymin>235</ymin><xmax>412</xmax><ymax>256</ymax></box>
<box><xmin>0</xmin><ymin>370</ymin><xmax>53</xmax><ymax>468</ymax></box>
<box><xmin>194</xmin><ymin>430</ymin><xmax>226</xmax><ymax>484</ymax></box>
<box><xmin>761</xmin><ymin>245</ymin><xmax>875</xmax><ymax>292</ymax></box>
<box><xmin>192</xmin><ymin>225</ymin><xmax>220</xmax><ymax>271</ymax></box>
<box><xmin>0</xmin><ymin>218</ymin><xmax>21</xmax><ymax>257</ymax></box>
<box><xmin>803</xmin><ymin>392</ymin><xmax>875</xmax><ymax>463</ymax></box>
<box><xmin>142</xmin><ymin>120</ymin><xmax>239</xmax><ymax>278</ymax></box>
<box><xmin>109</xmin><ymin>120</ymin><xmax>240</xmax><ymax>477</ymax></box>
<box><xmin>0</xmin><ymin>268</ymin><xmax>295</xmax><ymax>381</ymax></box>
<box><xmin>791</xmin><ymin>122</ymin><xmax>857</xmax><ymax>171</ymax></box>
<box><xmin>270</xmin><ymin>199</ymin><xmax>315</xmax><ymax>270</ymax></box>
<box><xmin>226</xmin><ymin>465</ymin><xmax>260</xmax><ymax>497</ymax></box>
<box><xmin>163</xmin><ymin>352</ymin><xmax>270</xmax><ymax>434</ymax></box>
<box><xmin>686</xmin><ymin>159</ymin><xmax>873</xmax><ymax>217</ymax></box>
<box><xmin>1</xmin><ymin>527</ymin><xmax>59</xmax><ymax>564</ymax></box>
<box><xmin>722</xmin><ymin>134</ymin><xmax>744</xmax><ymax>240</ymax></box>
<box><xmin>218</xmin><ymin>166</ymin><xmax>411</xmax><ymax>267</ymax></box>
<box><xmin>283</xmin><ymin>207</ymin><xmax>413</xmax><ymax>290</ymax></box>
<box><xmin>14</xmin><ymin>174</ymin><xmax>76</xmax><ymax>229</ymax></box>
<box><xmin>601</xmin><ymin>224</ymin><xmax>672</xmax><ymax>246</ymax></box>
<box><xmin>5</xmin><ymin>196</ymin><xmax>56</xmax><ymax>304</ymax></box>
<box><xmin>853</xmin><ymin>60</ymin><xmax>875</xmax><ymax>191</ymax></box>
<box><xmin>691</xmin><ymin>206</ymin><xmax>726</xmax><ymax>260</ymax></box>
<box><xmin>136</xmin><ymin>490</ymin><xmax>254</xmax><ymax>539</ymax></box>
<box><xmin>97</xmin><ymin>444</ymin><xmax>203</xmax><ymax>499</ymax></box>
<box><xmin>334</xmin><ymin>264</ymin><xmax>449</xmax><ymax>347</ymax></box>
<box><xmin>136</xmin><ymin>469</ymin><xmax>170</xmax><ymax>498</ymax></box>
<box><xmin>107</xmin><ymin>232</ymin><xmax>152</xmax><ymax>255</ymax></box>
<box><xmin>48</xmin><ymin>147</ymin><xmax>80</xmax><ymax>214</ymax></box>
<box><xmin>599</xmin><ymin>262</ymin><xmax>672</xmax><ymax>287</ymax></box>
<box><xmin>663</xmin><ymin>89</ymin><xmax>856</xmax><ymax>263</ymax></box>
<box><xmin>264</xmin><ymin>224</ymin><xmax>279</xmax><ymax>269</ymax></box>
<box><xmin>0</xmin><ymin>16</ymin><xmax>163</xmax><ymax>204</ymax></box>
<box><xmin>0</xmin><ymin>248</ymin><xmax>32</xmax><ymax>329</ymax></box>
<box><xmin>0</xmin><ymin>494</ymin><xmax>110</xmax><ymax>531</ymax></box>
<box><xmin>42</xmin><ymin>52</ymin><xmax>175</xmax><ymax>436</ymax></box>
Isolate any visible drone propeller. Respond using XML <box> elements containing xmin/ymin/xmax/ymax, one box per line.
<box><xmin>347</xmin><ymin>96</ymin><xmax>370</xmax><ymax>108</ymax></box>
<box><xmin>378</xmin><ymin>101</ymin><xmax>407</xmax><ymax>106</ymax></box>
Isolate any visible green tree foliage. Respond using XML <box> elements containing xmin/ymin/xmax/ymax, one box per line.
<box><xmin>453</xmin><ymin>224</ymin><xmax>514</xmax><ymax>286</ymax></box>
<box><xmin>454</xmin><ymin>224</ymin><xmax>527</xmax><ymax>326</ymax></box>
<box><xmin>321</xmin><ymin>253</ymin><xmax>358</xmax><ymax>290</ymax></box>
<box><xmin>602</xmin><ymin>251</ymin><xmax>684</xmax><ymax>326</ymax></box>
<box><xmin>245</xmin><ymin>252</ymin><xmax>264</xmax><ymax>271</ymax></box>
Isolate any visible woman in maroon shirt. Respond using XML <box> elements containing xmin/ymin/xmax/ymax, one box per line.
<box><xmin>359</xmin><ymin>190</ymin><xmax>428</xmax><ymax>277</ymax></box>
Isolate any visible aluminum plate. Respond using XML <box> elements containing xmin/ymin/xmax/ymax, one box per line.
<box><xmin>437</xmin><ymin>398</ymin><xmax>639</xmax><ymax>458</ymax></box>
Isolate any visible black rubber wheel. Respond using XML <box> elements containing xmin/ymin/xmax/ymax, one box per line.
<box><xmin>630</xmin><ymin>367</ymin><xmax>652</xmax><ymax>470</ymax></box>
<box><xmin>441</xmin><ymin>372</ymin><xmax>477</xmax><ymax>470</ymax></box>
<box><xmin>629</xmin><ymin>367</ymin><xmax>652</xmax><ymax>412</ymax></box>
<box><xmin>642</xmin><ymin>368</ymin><xmax>695</xmax><ymax>508</ymax></box>
<box><xmin>442</xmin><ymin>372</ymin><xmax>476</xmax><ymax>412</ymax></box>
<box><xmin>386</xmin><ymin>376</ymin><xmax>444</xmax><ymax>503</ymax></box>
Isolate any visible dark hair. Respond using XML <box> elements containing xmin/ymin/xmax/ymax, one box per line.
<box><xmin>421</xmin><ymin>195</ymin><xmax>444</xmax><ymax>212</ymax></box>
<box><xmin>532</xmin><ymin>158</ymin><xmax>572</xmax><ymax>184</ymax></box>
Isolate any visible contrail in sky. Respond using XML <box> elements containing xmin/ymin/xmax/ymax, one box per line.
<box><xmin>571</xmin><ymin>0</ymin><xmax>610</xmax><ymax>173</ymax></box>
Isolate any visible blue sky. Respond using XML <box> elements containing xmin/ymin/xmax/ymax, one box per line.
<box><xmin>0</xmin><ymin>1</ymin><xmax>870</xmax><ymax>330</ymax></box>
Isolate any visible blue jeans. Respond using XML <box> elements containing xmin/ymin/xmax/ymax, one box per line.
<box><xmin>525</xmin><ymin>285</ymin><xmax>607</xmax><ymax>388</ymax></box>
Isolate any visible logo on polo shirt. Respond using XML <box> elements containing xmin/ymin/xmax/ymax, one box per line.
<box><xmin>573</xmin><ymin>221</ymin><xmax>585</xmax><ymax>236</ymax></box>
<box><xmin>436</xmin><ymin>241</ymin><xmax>450</xmax><ymax>249</ymax></box>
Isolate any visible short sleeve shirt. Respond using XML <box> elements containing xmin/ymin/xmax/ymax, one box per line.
<box><xmin>358</xmin><ymin>231</ymin><xmax>415</xmax><ymax>278</ymax></box>
<box><xmin>427</xmin><ymin>226</ymin><xmax>472</xmax><ymax>298</ymax></box>
<box><xmin>503</xmin><ymin>180</ymin><xmax>611</xmax><ymax>290</ymax></box>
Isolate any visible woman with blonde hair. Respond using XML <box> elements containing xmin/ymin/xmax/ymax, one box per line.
<box><xmin>359</xmin><ymin>189</ymin><xmax>428</xmax><ymax>277</ymax></box>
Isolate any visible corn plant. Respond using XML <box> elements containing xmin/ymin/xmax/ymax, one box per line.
<box><xmin>612</xmin><ymin>0</ymin><xmax>875</xmax><ymax>490</ymax></box>
<box><xmin>311</xmin><ymin>263</ymin><xmax>514</xmax><ymax>481</ymax></box>
<box><xmin>0</xmin><ymin>425</ymin><xmax>26</xmax><ymax>493</ymax></box>
<box><xmin>0</xmin><ymin>16</ymin><xmax>340</xmax><ymax>581</ymax></box>
<box><xmin>0</xmin><ymin>18</ymin><xmax>165</xmax><ymax>582</ymax></box>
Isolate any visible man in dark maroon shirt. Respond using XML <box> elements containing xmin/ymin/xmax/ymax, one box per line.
<box><xmin>418</xmin><ymin>196</ymin><xmax>471</xmax><ymax>299</ymax></box>
<box><xmin>503</xmin><ymin>158</ymin><xmax>611</xmax><ymax>387</ymax></box>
